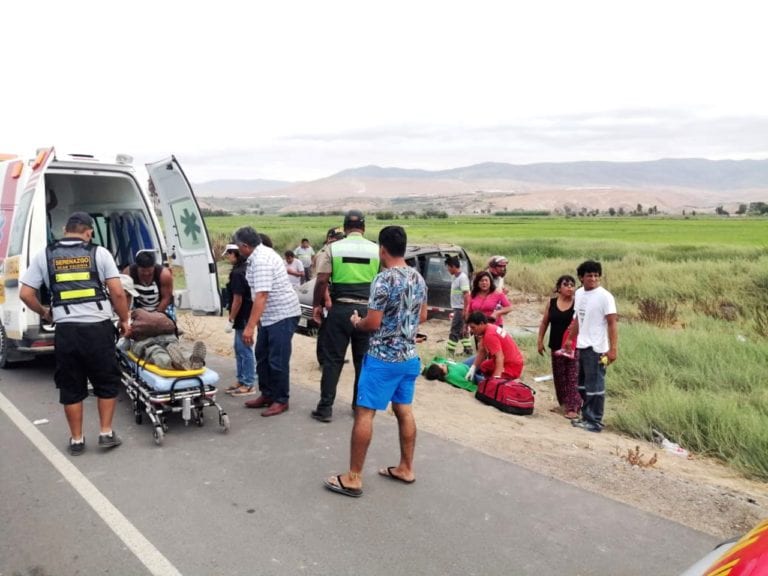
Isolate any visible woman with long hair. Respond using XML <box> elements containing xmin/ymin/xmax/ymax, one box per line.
<box><xmin>467</xmin><ymin>271</ymin><xmax>512</xmax><ymax>327</ymax></box>
<box><xmin>536</xmin><ymin>274</ymin><xmax>581</xmax><ymax>419</ymax></box>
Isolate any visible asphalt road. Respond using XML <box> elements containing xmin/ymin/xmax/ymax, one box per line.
<box><xmin>0</xmin><ymin>353</ymin><xmax>717</xmax><ymax>576</ymax></box>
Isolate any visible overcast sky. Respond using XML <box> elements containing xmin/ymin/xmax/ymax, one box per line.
<box><xmin>2</xmin><ymin>0</ymin><xmax>767</xmax><ymax>182</ymax></box>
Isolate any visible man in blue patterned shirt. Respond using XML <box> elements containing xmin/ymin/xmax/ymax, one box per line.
<box><xmin>324</xmin><ymin>226</ymin><xmax>428</xmax><ymax>498</ymax></box>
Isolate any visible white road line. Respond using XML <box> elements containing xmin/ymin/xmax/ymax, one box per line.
<box><xmin>0</xmin><ymin>390</ymin><xmax>183</xmax><ymax>576</ymax></box>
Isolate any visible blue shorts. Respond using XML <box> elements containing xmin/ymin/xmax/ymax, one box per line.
<box><xmin>357</xmin><ymin>355</ymin><xmax>421</xmax><ymax>410</ymax></box>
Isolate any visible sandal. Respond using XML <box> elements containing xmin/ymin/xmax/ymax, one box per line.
<box><xmin>231</xmin><ymin>386</ymin><xmax>256</xmax><ymax>396</ymax></box>
<box><xmin>224</xmin><ymin>384</ymin><xmax>240</xmax><ymax>394</ymax></box>
<box><xmin>324</xmin><ymin>474</ymin><xmax>362</xmax><ymax>498</ymax></box>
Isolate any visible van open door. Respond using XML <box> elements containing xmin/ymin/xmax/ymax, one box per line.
<box><xmin>146</xmin><ymin>156</ymin><xmax>221</xmax><ymax>315</ymax></box>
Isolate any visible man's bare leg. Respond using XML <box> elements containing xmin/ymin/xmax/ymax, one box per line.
<box><xmin>97</xmin><ymin>397</ymin><xmax>117</xmax><ymax>434</ymax></box>
<box><xmin>64</xmin><ymin>402</ymin><xmax>84</xmax><ymax>440</ymax></box>
<box><xmin>387</xmin><ymin>402</ymin><xmax>416</xmax><ymax>481</ymax></box>
<box><xmin>335</xmin><ymin>407</ymin><xmax>376</xmax><ymax>490</ymax></box>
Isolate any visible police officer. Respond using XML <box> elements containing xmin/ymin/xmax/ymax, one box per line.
<box><xmin>20</xmin><ymin>212</ymin><xmax>132</xmax><ymax>456</ymax></box>
<box><xmin>311</xmin><ymin>210</ymin><xmax>379</xmax><ymax>422</ymax></box>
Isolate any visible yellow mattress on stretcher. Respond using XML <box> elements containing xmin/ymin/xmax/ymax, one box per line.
<box><xmin>123</xmin><ymin>351</ymin><xmax>219</xmax><ymax>392</ymax></box>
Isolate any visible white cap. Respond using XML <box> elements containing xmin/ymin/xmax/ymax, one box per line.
<box><xmin>221</xmin><ymin>243</ymin><xmax>239</xmax><ymax>257</ymax></box>
<box><xmin>119</xmin><ymin>274</ymin><xmax>140</xmax><ymax>297</ymax></box>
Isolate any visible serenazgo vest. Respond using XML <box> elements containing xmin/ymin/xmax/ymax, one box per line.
<box><xmin>46</xmin><ymin>241</ymin><xmax>107</xmax><ymax>312</ymax></box>
<box><xmin>329</xmin><ymin>235</ymin><xmax>380</xmax><ymax>301</ymax></box>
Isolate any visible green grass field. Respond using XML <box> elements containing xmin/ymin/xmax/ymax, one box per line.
<box><xmin>205</xmin><ymin>215</ymin><xmax>768</xmax><ymax>479</ymax></box>
<box><xmin>204</xmin><ymin>214</ymin><xmax>768</xmax><ymax>250</ymax></box>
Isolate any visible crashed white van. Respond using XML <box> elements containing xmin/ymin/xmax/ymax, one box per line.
<box><xmin>0</xmin><ymin>147</ymin><xmax>220</xmax><ymax>367</ymax></box>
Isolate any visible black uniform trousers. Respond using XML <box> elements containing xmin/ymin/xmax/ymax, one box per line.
<box><xmin>316</xmin><ymin>301</ymin><xmax>369</xmax><ymax>415</ymax></box>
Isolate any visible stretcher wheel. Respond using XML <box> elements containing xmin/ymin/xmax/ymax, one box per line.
<box><xmin>135</xmin><ymin>412</ymin><xmax>143</xmax><ymax>425</ymax></box>
<box><xmin>220</xmin><ymin>414</ymin><xmax>230</xmax><ymax>433</ymax></box>
<box><xmin>193</xmin><ymin>407</ymin><xmax>204</xmax><ymax>427</ymax></box>
<box><xmin>153</xmin><ymin>426</ymin><xmax>164</xmax><ymax>445</ymax></box>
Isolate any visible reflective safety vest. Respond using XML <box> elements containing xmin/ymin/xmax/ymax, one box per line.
<box><xmin>329</xmin><ymin>235</ymin><xmax>380</xmax><ymax>301</ymax></box>
<box><xmin>46</xmin><ymin>241</ymin><xmax>107</xmax><ymax>310</ymax></box>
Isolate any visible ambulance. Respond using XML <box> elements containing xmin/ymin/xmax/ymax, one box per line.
<box><xmin>0</xmin><ymin>147</ymin><xmax>221</xmax><ymax>367</ymax></box>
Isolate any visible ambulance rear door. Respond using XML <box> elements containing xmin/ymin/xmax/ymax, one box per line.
<box><xmin>3</xmin><ymin>147</ymin><xmax>54</xmax><ymax>340</ymax></box>
<box><xmin>146</xmin><ymin>156</ymin><xmax>221</xmax><ymax>314</ymax></box>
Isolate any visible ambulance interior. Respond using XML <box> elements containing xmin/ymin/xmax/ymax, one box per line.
<box><xmin>45</xmin><ymin>172</ymin><xmax>161</xmax><ymax>270</ymax></box>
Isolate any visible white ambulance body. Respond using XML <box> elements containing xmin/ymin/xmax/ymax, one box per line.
<box><xmin>0</xmin><ymin>147</ymin><xmax>221</xmax><ymax>367</ymax></box>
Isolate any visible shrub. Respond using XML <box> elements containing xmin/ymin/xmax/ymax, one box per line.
<box><xmin>637</xmin><ymin>298</ymin><xmax>678</xmax><ymax>327</ymax></box>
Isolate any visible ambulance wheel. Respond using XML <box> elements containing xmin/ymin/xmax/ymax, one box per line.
<box><xmin>153</xmin><ymin>427</ymin><xmax>164</xmax><ymax>445</ymax></box>
<box><xmin>0</xmin><ymin>323</ymin><xmax>12</xmax><ymax>369</ymax></box>
<box><xmin>220</xmin><ymin>414</ymin><xmax>230</xmax><ymax>433</ymax></box>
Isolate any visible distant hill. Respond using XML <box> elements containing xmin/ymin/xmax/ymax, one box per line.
<box><xmin>333</xmin><ymin>159</ymin><xmax>768</xmax><ymax>190</ymax></box>
<box><xmin>193</xmin><ymin>178</ymin><xmax>294</xmax><ymax>198</ymax></box>
<box><xmin>196</xmin><ymin>158</ymin><xmax>768</xmax><ymax>215</ymax></box>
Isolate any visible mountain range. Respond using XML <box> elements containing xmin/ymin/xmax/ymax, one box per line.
<box><xmin>194</xmin><ymin>158</ymin><xmax>768</xmax><ymax>214</ymax></box>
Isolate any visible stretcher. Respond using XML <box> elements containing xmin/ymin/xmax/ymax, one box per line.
<box><xmin>118</xmin><ymin>349</ymin><xmax>230</xmax><ymax>445</ymax></box>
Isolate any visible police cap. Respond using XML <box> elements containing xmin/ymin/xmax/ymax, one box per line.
<box><xmin>66</xmin><ymin>211</ymin><xmax>94</xmax><ymax>229</ymax></box>
<box><xmin>343</xmin><ymin>209</ymin><xmax>365</xmax><ymax>230</ymax></box>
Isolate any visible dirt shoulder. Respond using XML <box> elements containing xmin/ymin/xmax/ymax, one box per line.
<box><xmin>180</xmin><ymin>306</ymin><xmax>767</xmax><ymax>539</ymax></box>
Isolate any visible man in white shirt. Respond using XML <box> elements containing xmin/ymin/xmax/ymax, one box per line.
<box><xmin>235</xmin><ymin>226</ymin><xmax>301</xmax><ymax>417</ymax></box>
<box><xmin>284</xmin><ymin>250</ymin><xmax>305</xmax><ymax>288</ymax></box>
<box><xmin>568</xmin><ymin>260</ymin><xmax>618</xmax><ymax>433</ymax></box>
<box><xmin>486</xmin><ymin>255</ymin><xmax>509</xmax><ymax>293</ymax></box>
<box><xmin>294</xmin><ymin>238</ymin><xmax>315</xmax><ymax>283</ymax></box>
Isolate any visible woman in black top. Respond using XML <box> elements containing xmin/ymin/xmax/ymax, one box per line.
<box><xmin>222</xmin><ymin>244</ymin><xmax>256</xmax><ymax>396</ymax></box>
<box><xmin>536</xmin><ymin>275</ymin><xmax>581</xmax><ymax>419</ymax></box>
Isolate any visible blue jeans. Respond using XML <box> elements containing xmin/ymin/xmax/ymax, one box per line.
<box><xmin>577</xmin><ymin>347</ymin><xmax>606</xmax><ymax>427</ymax></box>
<box><xmin>234</xmin><ymin>329</ymin><xmax>256</xmax><ymax>388</ymax></box>
<box><xmin>255</xmin><ymin>316</ymin><xmax>299</xmax><ymax>404</ymax></box>
<box><xmin>463</xmin><ymin>355</ymin><xmax>483</xmax><ymax>383</ymax></box>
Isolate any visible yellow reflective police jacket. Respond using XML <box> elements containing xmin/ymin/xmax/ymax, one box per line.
<box><xmin>329</xmin><ymin>235</ymin><xmax>380</xmax><ymax>301</ymax></box>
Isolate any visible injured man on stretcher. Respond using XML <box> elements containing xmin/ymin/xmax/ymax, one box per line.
<box><xmin>117</xmin><ymin>274</ymin><xmax>206</xmax><ymax>371</ymax></box>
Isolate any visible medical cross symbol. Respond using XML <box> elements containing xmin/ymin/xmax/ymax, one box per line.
<box><xmin>180</xmin><ymin>208</ymin><xmax>201</xmax><ymax>243</ymax></box>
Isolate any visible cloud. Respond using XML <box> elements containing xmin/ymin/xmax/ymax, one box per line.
<box><xmin>176</xmin><ymin>110</ymin><xmax>768</xmax><ymax>182</ymax></box>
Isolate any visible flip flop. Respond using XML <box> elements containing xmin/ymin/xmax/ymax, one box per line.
<box><xmin>324</xmin><ymin>475</ymin><xmax>362</xmax><ymax>498</ymax></box>
<box><xmin>378</xmin><ymin>466</ymin><xmax>415</xmax><ymax>484</ymax></box>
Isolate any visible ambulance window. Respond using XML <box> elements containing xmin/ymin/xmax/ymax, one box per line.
<box><xmin>91</xmin><ymin>214</ymin><xmax>109</xmax><ymax>249</ymax></box>
<box><xmin>7</xmin><ymin>189</ymin><xmax>34</xmax><ymax>256</ymax></box>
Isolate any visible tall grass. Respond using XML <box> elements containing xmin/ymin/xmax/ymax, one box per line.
<box><xmin>202</xmin><ymin>215</ymin><xmax>768</xmax><ymax>478</ymax></box>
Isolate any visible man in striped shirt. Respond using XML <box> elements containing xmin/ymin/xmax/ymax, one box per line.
<box><xmin>234</xmin><ymin>226</ymin><xmax>301</xmax><ymax>417</ymax></box>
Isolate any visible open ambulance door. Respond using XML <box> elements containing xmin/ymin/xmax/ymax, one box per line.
<box><xmin>146</xmin><ymin>156</ymin><xmax>221</xmax><ymax>315</ymax></box>
<box><xmin>0</xmin><ymin>147</ymin><xmax>55</xmax><ymax>366</ymax></box>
